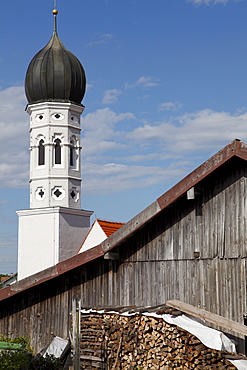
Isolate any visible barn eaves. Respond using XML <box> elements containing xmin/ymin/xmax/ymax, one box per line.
<box><xmin>0</xmin><ymin>138</ymin><xmax>246</xmax><ymax>302</ymax></box>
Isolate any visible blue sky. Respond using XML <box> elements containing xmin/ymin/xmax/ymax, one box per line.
<box><xmin>1</xmin><ymin>0</ymin><xmax>247</xmax><ymax>273</ymax></box>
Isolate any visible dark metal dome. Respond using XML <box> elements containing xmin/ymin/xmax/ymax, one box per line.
<box><xmin>25</xmin><ymin>30</ymin><xmax>86</xmax><ymax>105</ymax></box>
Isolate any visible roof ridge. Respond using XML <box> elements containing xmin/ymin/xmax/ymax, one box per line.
<box><xmin>2</xmin><ymin>140</ymin><xmax>247</xmax><ymax>302</ymax></box>
<box><xmin>97</xmin><ymin>219</ymin><xmax>125</xmax><ymax>225</ymax></box>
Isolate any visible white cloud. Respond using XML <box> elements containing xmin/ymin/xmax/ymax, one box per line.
<box><xmin>158</xmin><ymin>101</ymin><xmax>183</xmax><ymax>112</ymax></box>
<box><xmin>189</xmin><ymin>0</ymin><xmax>244</xmax><ymax>5</ymax></box>
<box><xmin>0</xmin><ymin>86</ymin><xmax>29</xmax><ymax>189</ymax></box>
<box><xmin>82</xmin><ymin>161</ymin><xmax>183</xmax><ymax>194</ymax></box>
<box><xmin>136</xmin><ymin>76</ymin><xmax>159</xmax><ymax>88</ymax></box>
<box><xmin>102</xmin><ymin>89</ymin><xmax>122</xmax><ymax>105</ymax></box>
<box><xmin>87</xmin><ymin>33</ymin><xmax>115</xmax><ymax>46</ymax></box>
<box><xmin>125</xmin><ymin>76</ymin><xmax>159</xmax><ymax>89</ymax></box>
<box><xmin>80</xmin><ymin>106</ymin><xmax>247</xmax><ymax>194</ymax></box>
<box><xmin>2</xmin><ymin>87</ymin><xmax>247</xmax><ymax>198</ymax></box>
<box><xmin>129</xmin><ymin>109</ymin><xmax>247</xmax><ymax>154</ymax></box>
<box><xmin>138</xmin><ymin>95</ymin><xmax>150</xmax><ymax>100</ymax></box>
<box><xmin>81</xmin><ymin>108</ymin><xmax>135</xmax><ymax>160</ymax></box>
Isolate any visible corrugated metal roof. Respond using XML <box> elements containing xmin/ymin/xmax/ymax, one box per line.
<box><xmin>97</xmin><ymin>219</ymin><xmax>125</xmax><ymax>237</ymax></box>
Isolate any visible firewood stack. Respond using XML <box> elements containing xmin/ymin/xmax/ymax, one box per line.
<box><xmin>78</xmin><ymin>306</ymin><xmax>246</xmax><ymax>369</ymax></box>
<box><xmin>80</xmin><ymin>312</ymin><xmax>105</xmax><ymax>369</ymax></box>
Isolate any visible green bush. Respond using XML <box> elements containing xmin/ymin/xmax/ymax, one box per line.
<box><xmin>0</xmin><ymin>336</ymin><xmax>63</xmax><ymax>369</ymax></box>
<box><xmin>0</xmin><ymin>350</ymin><xmax>30</xmax><ymax>370</ymax></box>
<box><xmin>29</xmin><ymin>354</ymin><xmax>63</xmax><ymax>370</ymax></box>
<box><xmin>0</xmin><ymin>350</ymin><xmax>63</xmax><ymax>370</ymax></box>
<box><xmin>0</xmin><ymin>335</ymin><xmax>30</xmax><ymax>348</ymax></box>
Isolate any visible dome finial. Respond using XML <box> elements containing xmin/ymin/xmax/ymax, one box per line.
<box><xmin>52</xmin><ymin>2</ymin><xmax>58</xmax><ymax>33</ymax></box>
<box><xmin>25</xmin><ymin>0</ymin><xmax>86</xmax><ymax>105</ymax></box>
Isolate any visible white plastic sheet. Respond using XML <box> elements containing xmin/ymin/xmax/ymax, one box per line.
<box><xmin>81</xmin><ymin>308</ymin><xmax>247</xmax><ymax>369</ymax></box>
<box><xmin>159</xmin><ymin>313</ymin><xmax>236</xmax><ymax>352</ymax></box>
<box><xmin>228</xmin><ymin>360</ymin><xmax>247</xmax><ymax>370</ymax></box>
<box><xmin>43</xmin><ymin>336</ymin><xmax>69</xmax><ymax>359</ymax></box>
<box><xmin>143</xmin><ymin>312</ymin><xmax>247</xmax><ymax>370</ymax></box>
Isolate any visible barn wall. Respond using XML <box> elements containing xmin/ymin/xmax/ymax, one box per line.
<box><xmin>123</xmin><ymin>158</ymin><xmax>247</xmax><ymax>262</ymax></box>
<box><xmin>118</xmin><ymin>158</ymin><xmax>247</xmax><ymax>320</ymax></box>
<box><xmin>0</xmin><ymin>158</ymin><xmax>247</xmax><ymax>352</ymax></box>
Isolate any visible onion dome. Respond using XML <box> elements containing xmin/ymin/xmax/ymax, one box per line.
<box><xmin>25</xmin><ymin>10</ymin><xmax>86</xmax><ymax>105</ymax></box>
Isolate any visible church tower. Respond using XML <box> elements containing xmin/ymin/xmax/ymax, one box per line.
<box><xmin>17</xmin><ymin>9</ymin><xmax>93</xmax><ymax>280</ymax></box>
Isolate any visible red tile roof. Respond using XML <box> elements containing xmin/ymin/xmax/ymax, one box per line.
<box><xmin>97</xmin><ymin>219</ymin><xmax>125</xmax><ymax>237</ymax></box>
<box><xmin>0</xmin><ymin>277</ymin><xmax>8</xmax><ymax>283</ymax></box>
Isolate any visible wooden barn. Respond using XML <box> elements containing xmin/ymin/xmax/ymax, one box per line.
<box><xmin>1</xmin><ymin>139</ymin><xmax>247</xmax><ymax>354</ymax></box>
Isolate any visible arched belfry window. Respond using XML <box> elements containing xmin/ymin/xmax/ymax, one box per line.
<box><xmin>38</xmin><ymin>139</ymin><xmax>45</xmax><ymax>166</ymax></box>
<box><xmin>70</xmin><ymin>140</ymin><xmax>75</xmax><ymax>167</ymax></box>
<box><xmin>54</xmin><ymin>138</ymin><xmax>61</xmax><ymax>164</ymax></box>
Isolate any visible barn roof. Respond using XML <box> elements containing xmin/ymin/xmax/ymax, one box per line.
<box><xmin>1</xmin><ymin>139</ymin><xmax>247</xmax><ymax>301</ymax></box>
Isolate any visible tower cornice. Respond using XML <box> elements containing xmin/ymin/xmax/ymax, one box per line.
<box><xmin>26</xmin><ymin>101</ymin><xmax>85</xmax><ymax>115</ymax></box>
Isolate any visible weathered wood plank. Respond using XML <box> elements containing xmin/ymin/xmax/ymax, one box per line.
<box><xmin>166</xmin><ymin>299</ymin><xmax>247</xmax><ymax>336</ymax></box>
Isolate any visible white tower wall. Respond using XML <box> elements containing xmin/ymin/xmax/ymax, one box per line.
<box><xmin>28</xmin><ymin>101</ymin><xmax>83</xmax><ymax>209</ymax></box>
<box><xmin>17</xmin><ymin>207</ymin><xmax>93</xmax><ymax>280</ymax></box>
<box><xmin>17</xmin><ymin>101</ymin><xmax>93</xmax><ymax>280</ymax></box>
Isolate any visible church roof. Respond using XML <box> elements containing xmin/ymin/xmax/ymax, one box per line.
<box><xmin>78</xmin><ymin>219</ymin><xmax>125</xmax><ymax>253</ymax></box>
<box><xmin>25</xmin><ymin>10</ymin><xmax>86</xmax><ymax>105</ymax></box>
<box><xmin>0</xmin><ymin>277</ymin><xmax>8</xmax><ymax>283</ymax></box>
<box><xmin>97</xmin><ymin>219</ymin><xmax>125</xmax><ymax>237</ymax></box>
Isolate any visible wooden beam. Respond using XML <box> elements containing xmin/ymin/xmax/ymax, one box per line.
<box><xmin>104</xmin><ymin>252</ymin><xmax>120</xmax><ymax>260</ymax></box>
<box><xmin>166</xmin><ymin>299</ymin><xmax>247</xmax><ymax>337</ymax></box>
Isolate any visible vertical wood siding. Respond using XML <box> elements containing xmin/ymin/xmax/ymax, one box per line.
<box><xmin>0</xmin><ymin>158</ymin><xmax>247</xmax><ymax>352</ymax></box>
